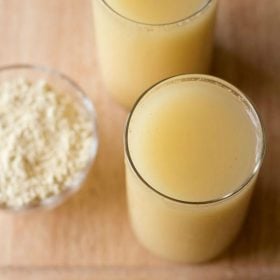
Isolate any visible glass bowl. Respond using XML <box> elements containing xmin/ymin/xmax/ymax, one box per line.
<box><xmin>0</xmin><ymin>64</ymin><xmax>98</xmax><ymax>213</ymax></box>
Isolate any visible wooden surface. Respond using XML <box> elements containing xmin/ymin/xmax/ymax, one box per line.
<box><xmin>0</xmin><ymin>0</ymin><xmax>279</xmax><ymax>279</ymax></box>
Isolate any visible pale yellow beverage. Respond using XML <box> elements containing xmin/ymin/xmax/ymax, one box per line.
<box><xmin>125</xmin><ymin>75</ymin><xmax>265</xmax><ymax>263</ymax></box>
<box><xmin>93</xmin><ymin>0</ymin><xmax>217</xmax><ymax>109</ymax></box>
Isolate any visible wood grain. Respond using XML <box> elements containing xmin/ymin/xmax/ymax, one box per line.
<box><xmin>0</xmin><ymin>0</ymin><xmax>279</xmax><ymax>279</ymax></box>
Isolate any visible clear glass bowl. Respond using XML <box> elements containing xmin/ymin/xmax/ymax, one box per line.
<box><xmin>0</xmin><ymin>64</ymin><xmax>98</xmax><ymax>213</ymax></box>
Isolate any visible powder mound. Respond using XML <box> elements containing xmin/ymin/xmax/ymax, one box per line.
<box><xmin>0</xmin><ymin>78</ymin><xmax>95</xmax><ymax>208</ymax></box>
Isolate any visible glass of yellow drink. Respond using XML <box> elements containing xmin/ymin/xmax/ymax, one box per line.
<box><xmin>124</xmin><ymin>74</ymin><xmax>265</xmax><ymax>263</ymax></box>
<box><xmin>93</xmin><ymin>0</ymin><xmax>217</xmax><ymax>109</ymax></box>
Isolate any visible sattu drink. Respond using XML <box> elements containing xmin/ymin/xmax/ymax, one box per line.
<box><xmin>103</xmin><ymin>0</ymin><xmax>212</xmax><ymax>24</ymax></box>
<box><xmin>93</xmin><ymin>0</ymin><xmax>217</xmax><ymax>109</ymax></box>
<box><xmin>125</xmin><ymin>75</ymin><xmax>265</xmax><ymax>263</ymax></box>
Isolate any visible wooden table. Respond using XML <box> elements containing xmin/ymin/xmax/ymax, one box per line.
<box><xmin>0</xmin><ymin>0</ymin><xmax>279</xmax><ymax>279</ymax></box>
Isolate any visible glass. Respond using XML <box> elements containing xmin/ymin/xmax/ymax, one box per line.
<box><xmin>93</xmin><ymin>0</ymin><xmax>217</xmax><ymax>109</ymax></box>
<box><xmin>124</xmin><ymin>74</ymin><xmax>265</xmax><ymax>263</ymax></box>
<box><xmin>0</xmin><ymin>64</ymin><xmax>98</xmax><ymax>213</ymax></box>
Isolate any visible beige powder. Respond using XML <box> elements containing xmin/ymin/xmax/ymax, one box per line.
<box><xmin>0</xmin><ymin>78</ymin><xmax>95</xmax><ymax>208</ymax></box>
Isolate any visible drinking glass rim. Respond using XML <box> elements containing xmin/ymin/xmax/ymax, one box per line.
<box><xmin>98</xmin><ymin>0</ymin><xmax>214</xmax><ymax>27</ymax></box>
<box><xmin>124</xmin><ymin>74</ymin><xmax>266</xmax><ymax>206</ymax></box>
